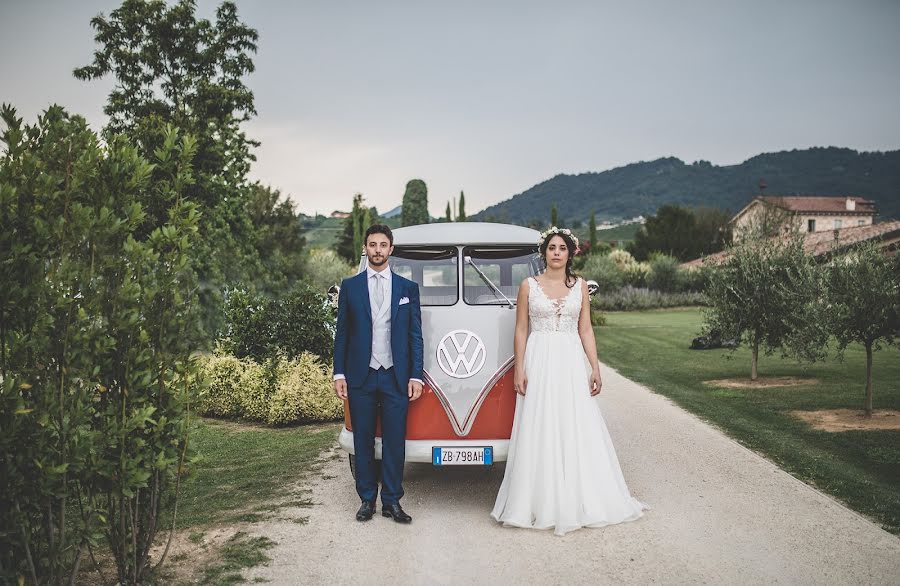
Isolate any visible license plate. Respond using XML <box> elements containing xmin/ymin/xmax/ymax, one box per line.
<box><xmin>432</xmin><ymin>446</ymin><xmax>493</xmax><ymax>466</ymax></box>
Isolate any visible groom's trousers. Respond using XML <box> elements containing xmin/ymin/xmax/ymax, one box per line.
<box><xmin>348</xmin><ymin>366</ymin><xmax>409</xmax><ymax>505</ymax></box>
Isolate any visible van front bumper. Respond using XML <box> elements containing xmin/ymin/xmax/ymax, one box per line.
<box><xmin>338</xmin><ymin>428</ymin><xmax>509</xmax><ymax>463</ymax></box>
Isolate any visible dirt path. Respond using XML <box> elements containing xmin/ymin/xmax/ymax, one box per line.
<box><xmin>247</xmin><ymin>365</ymin><xmax>900</xmax><ymax>585</ymax></box>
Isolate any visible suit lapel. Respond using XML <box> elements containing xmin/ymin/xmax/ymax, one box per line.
<box><xmin>389</xmin><ymin>273</ymin><xmax>401</xmax><ymax>323</ymax></box>
<box><xmin>357</xmin><ymin>271</ymin><xmax>372</xmax><ymax>326</ymax></box>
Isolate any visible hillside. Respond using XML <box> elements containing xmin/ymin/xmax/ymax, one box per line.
<box><xmin>472</xmin><ymin>147</ymin><xmax>900</xmax><ymax>225</ymax></box>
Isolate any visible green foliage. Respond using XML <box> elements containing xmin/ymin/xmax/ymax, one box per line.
<box><xmin>629</xmin><ymin>204</ymin><xmax>728</xmax><ymax>262</ymax></box>
<box><xmin>401</xmin><ymin>179</ymin><xmax>429</xmax><ymax>226</ymax></box>
<box><xmin>588</xmin><ymin>212</ymin><xmax>598</xmax><ymax>252</ymax></box>
<box><xmin>248</xmin><ymin>183</ymin><xmax>307</xmax><ymax>294</ymax></box>
<box><xmin>198</xmin><ymin>353</ymin><xmax>342</xmax><ymax>424</ymax></box>
<box><xmin>0</xmin><ymin>104</ymin><xmax>200</xmax><ymax>584</ymax></box>
<box><xmin>303</xmin><ymin>248</ymin><xmax>355</xmax><ymax>291</ymax></box>
<box><xmin>703</xmin><ymin>234</ymin><xmax>827</xmax><ymax>380</ymax></box>
<box><xmin>458</xmin><ymin>190</ymin><xmax>467</xmax><ymax>221</ymax></box>
<box><xmin>550</xmin><ymin>203</ymin><xmax>559</xmax><ymax>227</ymax></box>
<box><xmin>647</xmin><ymin>254</ymin><xmax>681</xmax><ymax>293</ymax></box>
<box><xmin>445</xmin><ymin>201</ymin><xmax>452</xmax><ymax>222</ymax></box>
<box><xmin>73</xmin><ymin>0</ymin><xmax>290</xmax><ymax>339</ymax></box>
<box><xmin>337</xmin><ymin>193</ymin><xmax>375</xmax><ymax>263</ymax></box>
<box><xmin>222</xmin><ymin>283</ymin><xmax>335</xmax><ymax>363</ymax></box>
<box><xmin>823</xmin><ymin>241</ymin><xmax>900</xmax><ymax>414</ymax></box>
<box><xmin>591</xmin><ymin>288</ymin><xmax>708</xmax><ymax>311</ymax></box>
<box><xmin>472</xmin><ymin>148</ymin><xmax>900</xmax><ymax>224</ymax></box>
<box><xmin>582</xmin><ymin>255</ymin><xmax>624</xmax><ymax>293</ymax></box>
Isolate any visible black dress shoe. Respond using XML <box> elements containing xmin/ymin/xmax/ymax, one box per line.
<box><xmin>356</xmin><ymin>500</ymin><xmax>376</xmax><ymax>521</ymax></box>
<box><xmin>382</xmin><ymin>503</ymin><xmax>412</xmax><ymax>524</ymax></box>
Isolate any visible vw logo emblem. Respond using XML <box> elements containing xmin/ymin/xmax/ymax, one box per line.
<box><xmin>436</xmin><ymin>330</ymin><xmax>486</xmax><ymax>379</ymax></box>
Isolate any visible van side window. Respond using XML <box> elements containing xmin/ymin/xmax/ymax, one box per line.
<box><xmin>389</xmin><ymin>247</ymin><xmax>459</xmax><ymax>306</ymax></box>
<box><xmin>463</xmin><ymin>247</ymin><xmax>541</xmax><ymax>305</ymax></box>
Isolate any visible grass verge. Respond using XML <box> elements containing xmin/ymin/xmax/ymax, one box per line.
<box><xmin>596</xmin><ymin>308</ymin><xmax>900</xmax><ymax>534</ymax></box>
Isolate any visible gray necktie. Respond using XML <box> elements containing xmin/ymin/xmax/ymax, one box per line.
<box><xmin>373</xmin><ymin>273</ymin><xmax>384</xmax><ymax>308</ymax></box>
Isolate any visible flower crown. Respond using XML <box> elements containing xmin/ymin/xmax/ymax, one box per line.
<box><xmin>538</xmin><ymin>226</ymin><xmax>579</xmax><ymax>250</ymax></box>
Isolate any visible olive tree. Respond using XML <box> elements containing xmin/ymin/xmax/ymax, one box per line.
<box><xmin>824</xmin><ymin>241</ymin><xmax>900</xmax><ymax>415</ymax></box>
<box><xmin>703</xmin><ymin>233</ymin><xmax>826</xmax><ymax>380</ymax></box>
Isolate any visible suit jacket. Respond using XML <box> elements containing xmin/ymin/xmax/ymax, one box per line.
<box><xmin>333</xmin><ymin>270</ymin><xmax>424</xmax><ymax>389</ymax></box>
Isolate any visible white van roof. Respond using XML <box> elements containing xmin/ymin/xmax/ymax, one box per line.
<box><xmin>392</xmin><ymin>222</ymin><xmax>540</xmax><ymax>246</ymax></box>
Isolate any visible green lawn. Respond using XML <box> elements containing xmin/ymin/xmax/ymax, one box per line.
<box><xmin>596</xmin><ymin>308</ymin><xmax>900</xmax><ymax>534</ymax></box>
<box><xmin>168</xmin><ymin>419</ymin><xmax>339</xmax><ymax>529</ymax></box>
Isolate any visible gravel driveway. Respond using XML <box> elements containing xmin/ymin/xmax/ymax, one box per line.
<box><xmin>248</xmin><ymin>365</ymin><xmax>900</xmax><ymax>585</ymax></box>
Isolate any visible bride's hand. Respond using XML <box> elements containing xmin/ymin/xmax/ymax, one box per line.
<box><xmin>590</xmin><ymin>368</ymin><xmax>602</xmax><ymax>396</ymax></box>
<box><xmin>514</xmin><ymin>371</ymin><xmax>527</xmax><ymax>395</ymax></box>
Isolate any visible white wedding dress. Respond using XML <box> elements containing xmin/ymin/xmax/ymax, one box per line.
<box><xmin>491</xmin><ymin>277</ymin><xmax>649</xmax><ymax>536</ymax></box>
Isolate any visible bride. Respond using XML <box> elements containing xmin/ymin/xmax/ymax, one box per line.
<box><xmin>490</xmin><ymin>227</ymin><xmax>649</xmax><ymax>536</ymax></box>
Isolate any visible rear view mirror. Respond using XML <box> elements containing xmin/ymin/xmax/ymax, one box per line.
<box><xmin>586</xmin><ymin>280</ymin><xmax>599</xmax><ymax>297</ymax></box>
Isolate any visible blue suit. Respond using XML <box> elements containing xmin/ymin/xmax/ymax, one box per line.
<box><xmin>333</xmin><ymin>269</ymin><xmax>424</xmax><ymax>505</ymax></box>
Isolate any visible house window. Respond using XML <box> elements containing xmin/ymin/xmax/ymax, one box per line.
<box><xmin>807</xmin><ymin>219</ymin><xmax>816</xmax><ymax>232</ymax></box>
<box><xmin>834</xmin><ymin>219</ymin><xmax>843</xmax><ymax>229</ymax></box>
<box><xmin>858</xmin><ymin>220</ymin><xmax>865</xmax><ymax>226</ymax></box>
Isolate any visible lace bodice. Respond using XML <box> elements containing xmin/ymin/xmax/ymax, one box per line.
<box><xmin>527</xmin><ymin>277</ymin><xmax>583</xmax><ymax>333</ymax></box>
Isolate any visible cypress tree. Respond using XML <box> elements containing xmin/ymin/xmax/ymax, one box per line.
<box><xmin>445</xmin><ymin>201</ymin><xmax>452</xmax><ymax>222</ymax></box>
<box><xmin>589</xmin><ymin>212</ymin><xmax>597</xmax><ymax>254</ymax></box>
<box><xmin>551</xmin><ymin>203</ymin><xmax>558</xmax><ymax>227</ymax></box>
<box><xmin>458</xmin><ymin>191</ymin><xmax>467</xmax><ymax>221</ymax></box>
<box><xmin>401</xmin><ymin>179</ymin><xmax>429</xmax><ymax>226</ymax></box>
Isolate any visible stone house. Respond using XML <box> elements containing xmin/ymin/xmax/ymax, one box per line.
<box><xmin>730</xmin><ymin>195</ymin><xmax>876</xmax><ymax>243</ymax></box>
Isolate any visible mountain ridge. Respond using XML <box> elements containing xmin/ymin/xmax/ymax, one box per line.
<box><xmin>471</xmin><ymin>147</ymin><xmax>900</xmax><ymax>224</ymax></box>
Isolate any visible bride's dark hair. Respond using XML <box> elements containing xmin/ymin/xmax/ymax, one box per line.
<box><xmin>539</xmin><ymin>232</ymin><xmax>579</xmax><ymax>288</ymax></box>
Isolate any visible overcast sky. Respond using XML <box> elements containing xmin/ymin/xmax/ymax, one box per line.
<box><xmin>2</xmin><ymin>0</ymin><xmax>899</xmax><ymax>216</ymax></box>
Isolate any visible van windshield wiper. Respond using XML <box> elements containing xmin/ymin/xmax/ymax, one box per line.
<box><xmin>464</xmin><ymin>256</ymin><xmax>514</xmax><ymax>307</ymax></box>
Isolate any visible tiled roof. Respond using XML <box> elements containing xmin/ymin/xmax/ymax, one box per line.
<box><xmin>681</xmin><ymin>220</ymin><xmax>900</xmax><ymax>268</ymax></box>
<box><xmin>755</xmin><ymin>195</ymin><xmax>876</xmax><ymax>214</ymax></box>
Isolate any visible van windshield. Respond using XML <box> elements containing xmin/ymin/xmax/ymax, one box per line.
<box><xmin>389</xmin><ymin>247</ymin><xmax>458</xmax><ymax>306</ymax></box>
<box><xmin>463</xmin><ymin>247</ymin><xmax>541</xmax><ymax>305</ymax></box>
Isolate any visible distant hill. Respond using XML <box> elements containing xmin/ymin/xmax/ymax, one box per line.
<box><xmin>472</xmin><ymin>147</ymin><xmax>900</xmax><ymax>224</ymax></box>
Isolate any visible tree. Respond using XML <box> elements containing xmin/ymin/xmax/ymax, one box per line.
<box><xmin>703</xmin><ymin>233</ymin><xmax>826</xmax><ymax>380</ymax></box>
<box><xmin>551</xmin><ymin>203</ymin><xmax>558</xmax><ymax>227</ymax></box>
<box><xmin>73</xmin><ymin>0</ymin><xmax>268</xmax><ymax>338</ymax></box>
<box><xmin>248</xmin><ymin>183</ymin><xmax>306</xmax><ymax>293</ymax></box>
<box><xmin>401</xmin><ymin>179</ymin><xmax>429</xmax><ymax>226</ymax></box>
<box><xmin>0</xmin><ymin>104</ymin><xmax>200</xmax><ymax>584</ymax></box>
<box><xmin>824</xmin><ymin>241</ymin><xmax>900</xmax><ymax>416</ymax></box>
<box><xmin>629</xmin><ymin>204</ymin><xmax>697</xmax><ymax>261</ymax></box>
<box><xmin>336</xmin><ymin>193</ymin><xmax>373</xmax><ymax>263</ymax></box>
<box><xmin>445</xmin><ymin>201</ymin><xmax>452</xmax><ymax>222</ymax></box>
<box><xmin>694</xmin><ymin>206</ymin><xmax>732</xmax><ymax>255</ymax></box>
<box><xmin>589</xmin><ymin>212</ymin><xmax>598</xmax><ymax>254</ymax></box>
<box><xmin>458</xmin><ymin>190</ymin><xmax>467</xmax><ymax>221</ymax></box>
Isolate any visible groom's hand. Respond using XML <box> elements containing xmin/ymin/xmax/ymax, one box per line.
<box><xmin>408</xmin><ymin>380</ymin><xmax>423</xmax><ymax>401</ymax></box>
<box><xmin>334</xmin><ymin>378</ymin><xmax>348</xmax><ymax>400</ymax></box>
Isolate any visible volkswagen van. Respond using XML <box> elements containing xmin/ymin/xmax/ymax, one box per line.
<box><xmin>338</xmin><ymin>222</ymin><xmax>594</xmax><ymax>475</ymax></box>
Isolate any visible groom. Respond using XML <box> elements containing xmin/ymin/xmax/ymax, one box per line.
<box><xmin>333</xmin><ymin>224</ymin><xmax>424</xmax><ymax>523</ymax></box>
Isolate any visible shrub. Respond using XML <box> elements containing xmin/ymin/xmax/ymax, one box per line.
<box><xmin>677</xmin><ymin>265</ymin><xmax>710</xmax><ymax>292</ymax></box>
<box><xmin>592</xmin><ymin>286</ymin><xmax>707</xmax><ymax>311</ymax></box>
<box><xmin>647</xmin><ymin>254</ymin><xmax>680</xmax><ymax>292</ymax></box>
<box><xmin>197</xmin><ymin>352</ymin><xmax>342</xmax><ymax>424</ymax></box>
<box><xmin>608</xmin><ymin>249</ymin><xmax>636</xmax><ymax>267</ymax></box>
<box><xmin>622</xmin><ymin>261</ymin><xmax>651</xmax><ymax>288</ymax></box>
<box><xmin>304</xmin><ymin>248</ymin><xmax>354</xmax><ymax>292</ymax></box>
<box><xmin>269</xmin><ymin>353</ymin><xmax>343</xmax><ymax>424</ymax></box>
<box><xmin>582</xmin><ymin>255</ymin><xmax>624</xmax><ymax>293</ymax></box>
<box><xmin>223</xmin><ymin>282</ymin><xmax>335</xmax><ymax>362</ymax></box>
<box><xmin>199</xmin><ymin>353</ymin><xmax>245</xmax><ymax>418</ymax></box>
